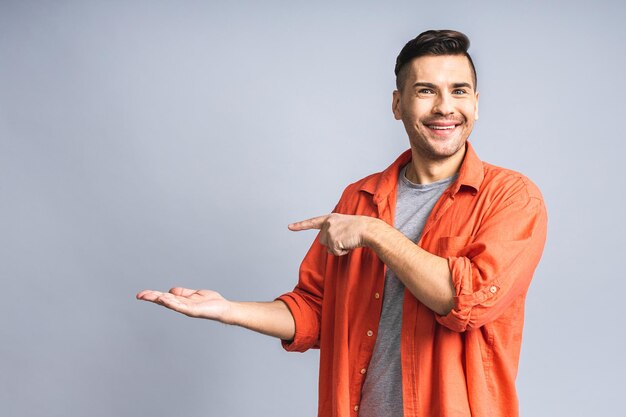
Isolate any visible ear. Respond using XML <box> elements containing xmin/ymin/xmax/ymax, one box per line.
<box><xmin>392</xmin><ymin>90</ymin><xmax>402</xmax><ymax>120</ymax></box>
<box><xmin>474</xmin><ymin>91</ymin><xmax>480</xmax><ymax>121</ymax></box>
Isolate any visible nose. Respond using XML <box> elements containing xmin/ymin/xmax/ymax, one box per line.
<box><xmin>433</xmin><ymin>92</ymin><xmax>454</xmax><ymax>115</ymax></box>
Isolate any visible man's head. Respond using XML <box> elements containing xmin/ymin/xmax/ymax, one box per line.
<box><xmin>392</xmin><ymin>30</ymin><xmax>479</xmax><ymax>169</ymax></box>
<box><xmin>395</xmin><ymin>30</ymin><xmax>477</xmax><ymax>91</ymax></box>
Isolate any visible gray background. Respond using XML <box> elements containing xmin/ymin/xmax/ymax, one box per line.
<box><xmin>1</xmin><ymin>1</ymin><xmax>624</xmax><ymax>416</ymax></box>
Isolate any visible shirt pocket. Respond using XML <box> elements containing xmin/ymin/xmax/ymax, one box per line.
<box><xmin>437</xmin><ymin>235</ymin><xmax>474</xmax><ymax>257</ymax></box>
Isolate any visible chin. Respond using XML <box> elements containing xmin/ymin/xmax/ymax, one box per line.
<box><xmin>421</xmin><ymin>139</ymin><xmax>466</xmax><ymax>161</ymax></box>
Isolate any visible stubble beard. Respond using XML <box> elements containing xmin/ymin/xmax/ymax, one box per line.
<box><xmin>409</xmin><ymin>129</ymin><xmax>468</xmax><ymax>162</ymax></box>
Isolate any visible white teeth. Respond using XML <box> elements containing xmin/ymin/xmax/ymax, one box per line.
<box><xmin>429</xmin><ymin>125</ymin><xmax>455</xmax><ymax>130</ymax></box>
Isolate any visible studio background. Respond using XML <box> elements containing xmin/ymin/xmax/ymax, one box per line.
<box><xmin>1</xmin><ymin>1</ymin><xmax>624</xmax><ymax>416</ymax></box>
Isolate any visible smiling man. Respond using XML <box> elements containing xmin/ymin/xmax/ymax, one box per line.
<box><xmin>137</xmin><ymin>30</ymin><xmax>547</xmax><ymax>417</ymax></box>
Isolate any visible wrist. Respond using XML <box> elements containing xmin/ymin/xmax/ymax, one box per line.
<box><xmin>362</xmin><ymin>216</ymin><xmax>385</xmax><ymax>248</ymax></box>
<box><xmin>219</xmin><ymin>300</ymin><xmax>238</xmax><ymax>325</ymax></box>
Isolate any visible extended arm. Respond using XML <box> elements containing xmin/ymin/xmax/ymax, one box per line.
<box><xmin>288</xmin><ymin>214</ymin><xmax>454</xmax><ymax>315</ymax></box>
<box><xmin>136</xmin><ymin>288</ymin><xmax>295</xmax><ymax>341</ymax></box>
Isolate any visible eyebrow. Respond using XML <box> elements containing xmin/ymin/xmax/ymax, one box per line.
<box><xmin>412</xmin><ymin>82</ymin><xmax>474</xmax><ymax>90</ymax></box>
<box><xmin>413</xmin><ymin>82</ymin><xmax>437</xmax><ymax>89</ymax></box>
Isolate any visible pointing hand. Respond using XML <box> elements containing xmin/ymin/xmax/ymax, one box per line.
<box><xmin>288</xmin><ymin>213</ymin><xmax>377</xmax><ymax>256</ymax></box>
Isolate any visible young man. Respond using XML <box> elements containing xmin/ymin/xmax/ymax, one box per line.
<box><xmin>137</xmin><ymin>30</ymin><xmax>547</xmax><ymax>417</ymax></box>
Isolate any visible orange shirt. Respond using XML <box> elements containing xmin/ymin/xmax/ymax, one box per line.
<box><xmin>278</xmin><ymin>142</ymin><xmax>547</xmax><ymax>417</ymax></box>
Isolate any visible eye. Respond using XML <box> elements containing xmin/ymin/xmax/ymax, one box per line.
<box><xmin>452</xmin><ymin>89</ymin><xmax>468</xmax><ymax>95</ymax></box>
<box><xmin>418</xmin><ymin>88</ymin><xmax>434</xmax><ymax>94</ymax></box>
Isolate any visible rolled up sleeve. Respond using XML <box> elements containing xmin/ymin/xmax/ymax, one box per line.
<box><xmin>277</xmin><ymin>236</ymin><xmax>327</xmax><ymax>352</ymax></box>
<box><xmin>436</xmin><ymin>187</ymin><xmax>548</xmax><ymax>332</ymax></box>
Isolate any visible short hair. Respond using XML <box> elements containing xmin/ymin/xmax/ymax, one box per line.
<box><xmin>394</xmin><ymin>29</ymin><xmax>477</xmax><ymax>91</ymax></box>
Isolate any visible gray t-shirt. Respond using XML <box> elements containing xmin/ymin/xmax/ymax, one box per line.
<box><xmin>358</xmin><ymin>166</ymin><xmax>456</xmax><ymax>417</ymax></box>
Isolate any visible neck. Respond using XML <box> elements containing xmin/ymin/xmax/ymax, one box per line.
<box><xmin>405</xmin><ymin>146</ymin><xmax>466</xmax><ymax>184</ymax></box>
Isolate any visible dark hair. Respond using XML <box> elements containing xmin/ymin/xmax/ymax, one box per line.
<box><xmin>395</xmin><ymin>29</ymin><xmax>477</xmax><ymax>90</ymax></box>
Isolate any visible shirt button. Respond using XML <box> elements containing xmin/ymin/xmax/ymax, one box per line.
<box><xmin>360</xmin><ymin>368</ymin><xmax>367</xmax><ymax>374</ymax></box>
<box><xmin>366</xmin><ymin>330</ymin><xmax>373</xmax><ymax>337</ymax></box>
<box><xmin>354</xmin><ymin>405</ymin><xmax>359</xmax><ymax>412</ymax></box>
<box><xmin>490</xmin><ymin>286</ymin><xmax>497</xmax><ymax>293</ymax></box>
<box><xmin>374</xmin><ymin>292</ymin><xmax>380</xmax><ymax>299</ymax></box>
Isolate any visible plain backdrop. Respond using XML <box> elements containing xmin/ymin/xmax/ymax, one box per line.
<box><xmin>1</xmin><ymin>1</ymin><xmax>624</xmax><ymax>416</ymax></box>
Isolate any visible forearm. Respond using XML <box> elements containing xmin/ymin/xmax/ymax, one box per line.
<box><xmin>226</xmin><ymin>300</ymin><xmax>296</xmax><ymax>341</ymax></box>
<box><xmin>364</xmin><ymin>218</ymin><xmax>455</xmax><ymax>315</ymax></box>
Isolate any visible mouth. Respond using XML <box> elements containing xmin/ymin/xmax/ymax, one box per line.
<box><xmin>427</xmin><ymin>124</ymin><xmax>457</xmax><ymax>131</ymax></box>
<box><xmin>425</xmin><ymin>123</ymin><xmax>461</xmax><ymax>136</ymax></box>
<box><xmin>423</xmin><ymin>117</ymin><xmax>464</xmax><ymax>135</ymax></box>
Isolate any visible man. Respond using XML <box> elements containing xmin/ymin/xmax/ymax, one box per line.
<box><xmin>137</xmin><ymin>30</ymin><xmax>547</xmax><ymax>417</ymax></box>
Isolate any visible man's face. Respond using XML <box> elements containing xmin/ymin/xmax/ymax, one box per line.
<box><xmin>392</xmin><ymin>54</ymin><xmax>479</xmax><ymax>161</ymax></box>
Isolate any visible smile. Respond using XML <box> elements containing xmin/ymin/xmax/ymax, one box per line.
<box><xmin>428</xmin><ymin>125</ymin><xmax>456</xmax><ymax>130</ymax></box>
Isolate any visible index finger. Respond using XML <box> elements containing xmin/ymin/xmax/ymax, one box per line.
<box><xmin>288</xmin><ymin>215</ymin><xmax>329</xmax><ymax>231</ymax></box>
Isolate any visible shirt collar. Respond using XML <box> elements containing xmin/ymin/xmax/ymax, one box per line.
<box><xmin>359</xmin><ymin>141</ymin><xmax>484</xmax><ymax>202</ymax></box>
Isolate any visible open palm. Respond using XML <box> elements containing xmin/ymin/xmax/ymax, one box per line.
<box><xmin>136</xmin><ymin>287</ymin><xmax>231</xmax><ymax>321</ymax></box>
